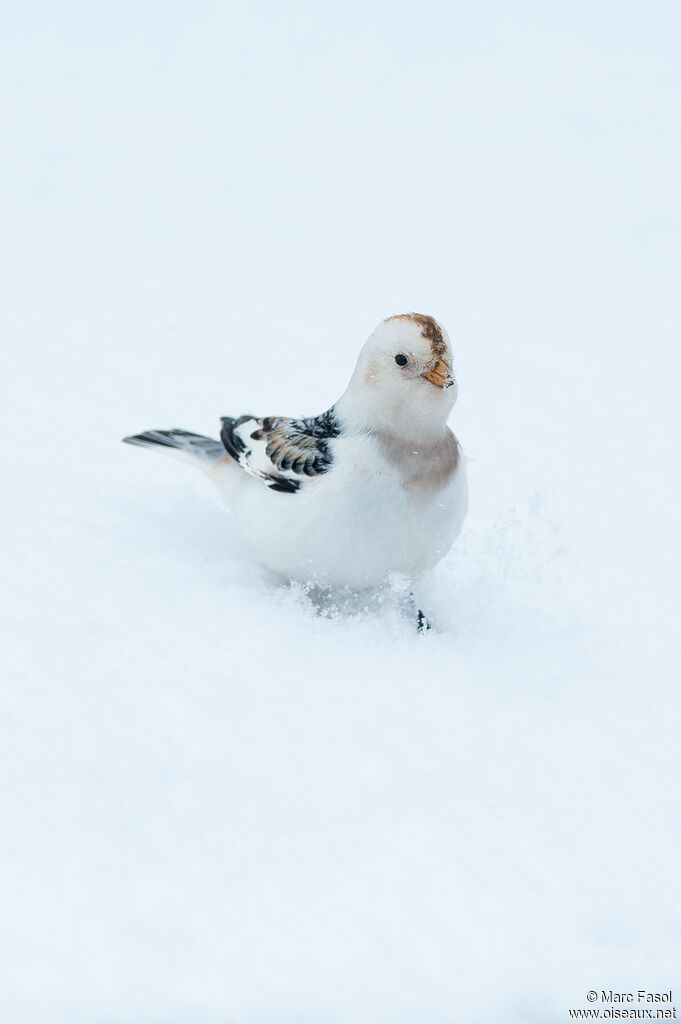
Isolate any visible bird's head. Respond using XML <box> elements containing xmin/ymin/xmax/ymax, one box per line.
<box><xmin>339</xmin><ymin>313</ymin><xmax>458</xmax><ymax>439</ymax></box>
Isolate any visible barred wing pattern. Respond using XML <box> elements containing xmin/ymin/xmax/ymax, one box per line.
<box><xmin>220</xmin><ymin>408</ymin><xmax>341</xmax><ymax>494</ymax></box>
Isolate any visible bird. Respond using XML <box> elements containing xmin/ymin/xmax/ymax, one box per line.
<box><xmin>123</xmin><ymin>313</ymin><xmax>468</xmax><ymax>624</ymax></box>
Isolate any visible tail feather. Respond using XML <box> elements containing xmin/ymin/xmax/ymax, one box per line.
<box><xmin>122</xmin><ymin>428</ymin><xmax>225</xmax><ymax>467</ymax></box>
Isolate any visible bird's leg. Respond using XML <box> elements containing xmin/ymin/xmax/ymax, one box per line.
<box><xmin>416</xmin><ymin>608</ymin><xmax>432</xmax><ymax>634</ymax></box>
<box><xmin>409</xmin><ymin>592</ymin><xmax>432</xmax><ymax>634</ymax></box>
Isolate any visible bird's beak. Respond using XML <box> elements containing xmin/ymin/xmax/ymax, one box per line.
<box><xmin>422</xmin><ymin>359</ymin><xmax>455</xmax><ymax>390</ymax></box>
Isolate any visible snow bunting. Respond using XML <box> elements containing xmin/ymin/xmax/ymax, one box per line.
<box><xmin>124</xmin><ymin>313</ymin><xmax>468</xmax><ymax>594</ymax></box>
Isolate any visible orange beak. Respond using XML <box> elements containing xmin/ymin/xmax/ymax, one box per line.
<box><xmin>422</xmin><ymin>359</ymin><xmax>455</xmax><ymax>389</ymax></box>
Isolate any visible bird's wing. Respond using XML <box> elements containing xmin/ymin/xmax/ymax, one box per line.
<box><xmin>220</xmin><ymin>408</ymin><xmax>341</xmax><ymax>494</ymax></box>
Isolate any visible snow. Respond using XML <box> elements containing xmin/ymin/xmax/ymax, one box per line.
<box><xmin>1</xmin><ymin>2</ymin><xmax>680</xmax><ymax>1022</ymax></box>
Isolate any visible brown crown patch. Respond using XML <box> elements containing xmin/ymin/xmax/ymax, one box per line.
<box><xmin>385</xmin><ymin>312</ymin><xmax>446</xmax><ymax>362</ymax></box>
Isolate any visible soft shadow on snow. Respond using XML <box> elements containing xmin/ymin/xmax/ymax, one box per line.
<box><xmin>257</xmin><ymin>491</ymin><xmax>570</xmax><ymax>659</ymax></box>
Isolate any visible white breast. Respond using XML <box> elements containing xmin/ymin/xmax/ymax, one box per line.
<box><xmin>212</xmin><ymin>433</ymin><xmax>468</xmax><ymax>588</ymax></box>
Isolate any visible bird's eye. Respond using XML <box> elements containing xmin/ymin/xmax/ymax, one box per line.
<box><xmin>394</xmin><ymin>354</ymin><xmax>408</xmax><ymax>366</ymax></box>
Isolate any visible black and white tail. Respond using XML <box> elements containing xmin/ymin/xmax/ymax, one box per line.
<box><xmin>122</xmin><ymin>429</ymin><xmax>225</xmax><ymax>468</ymax></box>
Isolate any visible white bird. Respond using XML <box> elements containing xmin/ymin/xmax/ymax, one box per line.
<box><xmin>124</xmin><ymin>313</ymin><xmax>468</xmax><ymax>620</ymax></box>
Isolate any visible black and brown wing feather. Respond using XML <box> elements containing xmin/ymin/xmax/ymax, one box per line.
<box><xmin>220</xmin><ymin>407</ymin><xmax>341</xmax><ymax>494</ymax></box>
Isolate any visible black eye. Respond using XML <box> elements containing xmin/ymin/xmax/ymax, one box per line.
<box><xmin>394</xmin><ymin>354</ymin><xmax>408</xmax><ymax>366</ymax></box>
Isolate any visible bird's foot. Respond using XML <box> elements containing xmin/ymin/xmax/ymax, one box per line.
<box><xmin>416</xmin><ymin>609</ymin><xmax>432</xmax><ymax>634</ymax></box>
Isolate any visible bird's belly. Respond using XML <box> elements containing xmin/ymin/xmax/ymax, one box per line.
<box><xmin>229</xmin><ymin>456</ymin><xmax>468</xmax><ymax>588</ymax></box>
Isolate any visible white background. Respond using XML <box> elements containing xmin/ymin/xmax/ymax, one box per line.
<box><xmin>1</xmin><ymin>2</ymin><xmax>680</xmax><ymax>1021</ymax></box>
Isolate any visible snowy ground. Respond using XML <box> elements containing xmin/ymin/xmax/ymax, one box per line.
<box><xmin>2</xmin><ymin>3</ymin><xmax>680</xmax><ymax>1022</ymax></box>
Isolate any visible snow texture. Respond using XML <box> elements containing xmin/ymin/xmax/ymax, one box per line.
<box><xmin>1</xmin><ymin>3</ymin><xmax>680</xmax><ymax>1022</ymax></box>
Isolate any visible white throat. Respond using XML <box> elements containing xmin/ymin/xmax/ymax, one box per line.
<box><xmin>334</xmin><ymin>380</ymin><xmax>453</xmax><ymax>446</ymax></box>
